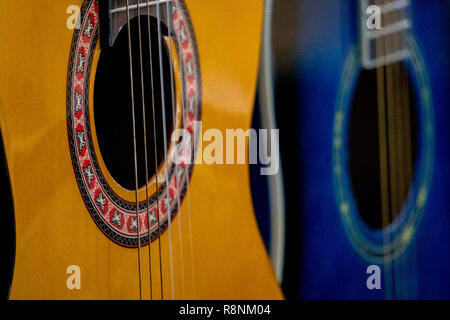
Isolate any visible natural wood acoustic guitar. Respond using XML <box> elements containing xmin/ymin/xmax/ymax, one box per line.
<box><xmin>0</xmin><ymin>0</ymin><xmax>282</xmax><ymax>300</ymax></box>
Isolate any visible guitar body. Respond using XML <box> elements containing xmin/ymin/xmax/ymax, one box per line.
<box><xmin>0</xmin><ymin>0</ymin><xmax>282</xmax><ymax>299</ymax></box>
<box><xmin>290</xmin><ymin>0</ymin><xmax>449</xmax><ymax>299</ymax></box>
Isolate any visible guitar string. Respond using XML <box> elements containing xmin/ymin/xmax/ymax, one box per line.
<box><xmin>156</xmin><ymin>0</ymin><xmax>176</xmax><ymax>300</ymax></box>
<box><xmin>376</xmin><ymin>0</ymin><xmax>416</xmax><ymax>298</ymax></box>
<box><xmin>374</xmin><ymin>0</ymin><xmax>393</xmax><ymax>300</ymax></box>
<box><xmin>375</xmin><ymin>66</ymin><xmax>393</xmax><ymax>300</ymax></box>
<box><xmin>384</xmin><ymin>0</ymin><xmax>397</xmax><ymax>299</ymax></box>
<box><xmin>111</xmin><ymin>0</ymin><xmax>194</xmax><ymax>300</ymax></box>
<box><xmin>166</xmin><ymin>0</ymin><xmax>186</xmax><ymax>299</ymax></box>
<box><xmin>146</xmin><ymin>0</ymin><xmax>165</xmax><ymax>301</ymax></box>
<box><xmin>136</xmin><ymin>0</ymin><xmax>153</xmax><ymax>300</ymax></box>
<box><xmin>126</xmin><ymin>0</ymin><xmax>143</xmax><ymax>300</ymax></box>
<box><xmin>172</xmin><ymin>0</ymin><xmax>197</xmax><ymax>299</ymax></box>
<box><xmin>385</xmin><ymin>3</ymin><xmax>407</xmax><ymax>298</ymax></box>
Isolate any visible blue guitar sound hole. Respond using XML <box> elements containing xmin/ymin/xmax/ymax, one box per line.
<box><xmin>334</xmin><ymin>42</ymin><xmax>435</xmax><ymax>261</ymax></box>
<box><xmin>348</xmin><ymin>62</ymin><xmax>419</xmax><ymax>230</ymax></box>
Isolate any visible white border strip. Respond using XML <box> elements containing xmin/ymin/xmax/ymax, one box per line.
<box><xmin>259</xmin><ymin>0</ymin><xmax>285</xmax><ymax>284</ymax></box>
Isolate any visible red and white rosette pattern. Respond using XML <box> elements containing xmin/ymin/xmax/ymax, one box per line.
<box><xmin>67</xmin><ymin>0</ymin><xmax>201</xmax><ymax>247</ymax></box>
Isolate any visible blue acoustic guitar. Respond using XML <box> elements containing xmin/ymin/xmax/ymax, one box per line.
<box><xmin>280</xmin><ymin>0</ymin><xmax>449</xmax><ymax>299</ymax></box>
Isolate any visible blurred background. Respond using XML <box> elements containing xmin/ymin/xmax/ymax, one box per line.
<box><xmin>252</xmin><ymin>0</ymin><xmax>450</xmax><ymax>299</ymax></box>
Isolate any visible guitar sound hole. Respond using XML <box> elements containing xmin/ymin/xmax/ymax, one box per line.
<box><xmin>94</xmin><ymin>16</ymin><xmax>174</xmax><ymax>191</ymax></box>
<box><xmin>349</xmin><ymin>62</ymin><xmax>419</xmax><ymax>230</ymax></box>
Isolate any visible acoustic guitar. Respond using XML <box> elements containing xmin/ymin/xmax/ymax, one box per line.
<box><xmin>276</xmin><ymin>0</ymin><xmax>449</xmax><ymax>299</ymax></box>
<box><xmin>0</xmin><ymin>0</ymin><xmax>282</xmax><ymax>299</ymax></box>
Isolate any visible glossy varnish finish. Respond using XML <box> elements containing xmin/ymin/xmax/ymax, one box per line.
<box><xmin>0</xmin><ymin>0</ymin><xmax>282</xmax><ymax>299</ymax></box>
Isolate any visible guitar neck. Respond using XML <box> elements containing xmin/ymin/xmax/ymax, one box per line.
<box><xmin>100</xmin><ymin>0</ymin><xmax>171</xmax><ymax>48</ymax></box>
<box><xmin>360</xmin><ymin>0</ymin><xmax>412</xmax><ymax>69</ymax></box>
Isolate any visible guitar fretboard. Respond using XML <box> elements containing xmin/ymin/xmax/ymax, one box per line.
<box><xmin>100</xmin><ymin>0</ymin><xmax>172</xmax><ymax>48</ymax></box>
<box><xmin>360</xmin><ymin>0</ymin><xmax>412</xmax><ymax>69</ymax></box>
